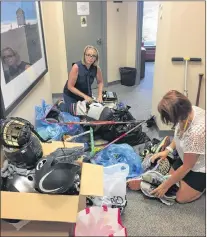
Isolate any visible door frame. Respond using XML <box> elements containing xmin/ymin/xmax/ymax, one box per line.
<box><xmin>101</xmin><ymin>1</ymin><xmax>108</xmax><ymax>87</ymax></box>
<box><xmin>135</xmin><ymin>1</ymin><xmax>144</xmax><ymax>85</ymax></box>
<box><xmin>62</xmin><ymin>1</ymin><xmax>108</xmax><ymax>87</ymax></box>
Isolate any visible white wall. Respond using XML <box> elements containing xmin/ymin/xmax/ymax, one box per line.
<box><xmin>107</xmin><ymin>2</ymin><xmax>126</xmax><ymax>83</ymax></box>
<box><xmin>9</xmin><ymin>2</ymin><xmax>69</xmax><ymax>123</ymax></box>
<box><xmin>41</xmin><ymin>2</ymin><xmax>68</xmax><ymax>94</ymax></box>
<box><xmin>126</xmin><ymin>2</ymin><xmax>137</xmax><ymax>67</ymax></box>
<box><xmin>9</xmin><ymin>74</ymin><xmax>52</xmax><ymax>124</ymax></box>
<box><xmin>107</xmin><ymin>2</ymin><xmax>137</xmax><ymax>83</ymax></box>
<box><xmin>152</xmin><ymin>1</ymin><xmax>205</xmax><ymax>130</ymax></box>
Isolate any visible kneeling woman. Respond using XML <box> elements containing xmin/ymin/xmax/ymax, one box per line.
<box><xmin>128</xmin><ymin>90</ymin><xmax>205</xmax><ymax>203</ymax></box>
<box><xmin>59</xmin><ymin>45</ymin><xmax>104</xmax><ymax>113</ymax></box>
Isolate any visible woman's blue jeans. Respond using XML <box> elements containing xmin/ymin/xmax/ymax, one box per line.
<box><xmin>59</xmin><ymin>93</ymin><xmax>78</xmax><ymax>114</ymax></box>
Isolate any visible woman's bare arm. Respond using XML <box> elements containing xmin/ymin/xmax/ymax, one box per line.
<box><xmin>96</xmin><ymin>67</ymin><xmax>104</xmax><ymax>99</ymax></box>
<box><xmin>67</xmin><ymin>64</ymin><xmax>89</xmax><ymax>100</ymax></box>
<box><xmin>163</xmin><ymin>153</ymin><xmax>198</xmax><ymax>187</ymax></box>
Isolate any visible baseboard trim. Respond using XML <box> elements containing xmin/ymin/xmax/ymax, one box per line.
<box><xmin>158</xmin><ymin>129</ymin><xmax>174</xmax><ymax>137</ymax></box>
<box><xmin>107</xmin><ymin>80</ymin><xmax>121</xmax><ymax>87</ymax></box>
<box><xmin>52</xmin><ymin>93</ymin><xmax>63</xmax><ymax>98</ymax></box>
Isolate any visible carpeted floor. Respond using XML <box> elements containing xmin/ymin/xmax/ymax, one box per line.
<box><xmin>53</xmin><ymin>62</ymin><xmax>205</xmax><ymax>236</ymax></box>
<box><xmin>94</xmin><ymin>62</ymin><xmax>206</xmax><ymax>236</ymax></box>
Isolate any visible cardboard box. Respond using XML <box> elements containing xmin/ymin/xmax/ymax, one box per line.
<box><xmin>1</xmin><ymin>141</ymin><xmax>104</xmax><ymax>236</ymax></box>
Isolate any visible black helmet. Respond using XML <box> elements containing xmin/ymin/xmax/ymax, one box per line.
<box><xmin>1</xmin><ymin>117</ymin><xmax>43</xmax><ymax>169</ymax></box>
<box><xmin>5</xmin><ymin>173</ymin><xmax>37</xmax><ymax>193</ymax></box>
<box><xmin>0</xmin><ymin>117</ymin><xmax>47</xmax><ymax>148</ymax></box>
<box><xmin>3</xmin><ymin>133</ymin><xmax>43</xmax><ymax>169</ymax></box>
<box><xmin>35</xmin><ymin>148</ymin><xmax>83</xmax><ymax>194</ymax></box>
<box><xmin>2</xmin><ymin>173</ymin><xmax>37</xmax><ymax>224</ymax></box>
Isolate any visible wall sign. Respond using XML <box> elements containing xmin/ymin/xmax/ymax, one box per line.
<box><xmin>81</xmin><ymin>16</ymin><xmax>87</xmax><ymax>27</ymax></box>
<box><xmin>77</xmin><ymin>2</ymin><xmax>89</xmax><ymax>15</ymax></box>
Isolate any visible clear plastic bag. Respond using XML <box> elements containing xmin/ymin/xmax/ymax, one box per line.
<box><xmin>74</xmin><ymin>206</ymin><xmax>127</xmax><ymax>236</ymax></box>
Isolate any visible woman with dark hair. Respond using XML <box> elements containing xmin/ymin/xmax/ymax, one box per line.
<box><xmin>1</xmin><ymin>47</ymin><xmax>31</xmax><ymax>83</ymax></box>
<box><xmin>128</xmin><ymin>90</ymin><xmax>205</xmax><ymax>203</ymax></box>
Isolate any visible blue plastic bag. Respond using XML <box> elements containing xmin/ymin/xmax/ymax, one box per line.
<box><xmin>91</xmin><ymin>144</ymin><xmax>143</xmax><ymax>179</ymax></box>
<box><xmin>35</xmin><ymin>100</ymin><xmax>83</xmax><ymax>141</ymax></box>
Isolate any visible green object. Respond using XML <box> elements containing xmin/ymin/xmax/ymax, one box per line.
<box><xmin>90</xmin><ymin>127</ymin><xmax>95</xmax><ymax>157</ymax></box>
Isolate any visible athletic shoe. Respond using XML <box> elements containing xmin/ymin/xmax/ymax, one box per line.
<box><xmin>141</xmin><ymin>154</ymin><xmax>154</xmax><ymax>171</ymax></box>
<box><xmin>140</xmin><ymin>181</ymin><xmax>176</xmax><ymax>206</ymax></box>
<box><xmin>141</xmin><ymin>154</ymin><xmax>171</xmax><ymax>176</ymax></box>
<box><xmin>156</xmin><ymin>158</ymin><xmax>171</xmax><ymax>176</ymax></box>
<box><xmin>140</xmin><ymin>171</ymin><xmax>179</xmax><ymax>205</ymax></box>
<box><xmin>54</xmin><ymin>99</ymin><xmax>65</xmax><ymax>112</ymax></box>
<box><xmin>140</xmin><ymin>141</ymin><xmax>157</xmax><ymax>158</ymax></box>
<box><xmin>142</xmin><ymin>170</ymin><xmax>165</xmax><ymax>186</ymax></box>
<box><xmin>151</xmin><ymin>136</ymin><xmax>170</xmax><ymax>154</ymax></box>
<box><xmin>140</xmin><ymin>137</ymin><xmax>170</xmax><ymax>159</ymax></box>
<box><xmin>142</xmin><ymin>170</ymin><xmax>177</xmax><ymax>188</ymax></box>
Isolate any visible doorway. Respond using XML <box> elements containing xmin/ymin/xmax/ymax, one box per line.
<box><xmin>134</xmin><ymin>1</ymin><xmax>160</xmax><ymax>118</ymax></box>
<box><xmin>142</xmin><ymin>1</ymin><xmax>160</xmax><ymax>62</ymax></box>
<box><xmin>62</xmin><ymin>1</ymin><xmax>107</xmax><ymax>89</ymax></box>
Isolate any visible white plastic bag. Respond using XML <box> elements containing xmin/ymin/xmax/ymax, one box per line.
<box><xmin>74</xmin><ymin>206</ymin><xmax>127</xmax><ymax>236</ymax></box>
<box><xmin>103</xmin><ymin>163</ymin><xmax>129</xmax><ymax>197</ymax></box>
<box><xmin>87</xmin><ymin>195</ymin><xmax>127</xmax><ymax>215</ymax></box>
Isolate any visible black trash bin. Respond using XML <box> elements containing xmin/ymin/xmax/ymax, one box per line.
<box><xmin>119</xmin><ymin>67</ymin><xmax>137</xmax><ymax>86</ymax></box>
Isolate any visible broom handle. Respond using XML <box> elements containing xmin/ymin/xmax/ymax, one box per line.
<box><xmin>184</xmin><ymin>60</ymin><xmax>188</xmax><ymax>97</ymax></box>
<box><xmin>196</xmin><ymin>74</ymin><xmax>204</xmax><ymax>106</ymax></box>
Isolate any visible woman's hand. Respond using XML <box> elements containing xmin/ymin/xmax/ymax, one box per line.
<box><xmin>97</xmin><ymin>95</ymin><xmax>103</xmax><ymax>103</ymax></box>
<box><xmin>150</xmin><ymin>150</ymin><xmax>169</xmax><ymax>164</ymax></box>
<box><xmin>84</xmin><ymin>95</ymin><xmax>93</xmax><ymax>103</ymax></box>
<box><xmin>96</xmin><ymin>67</ymin><xmax>104</xmax><ymax>103</ymax></box>
<box><xmin>150</xmin><ymin>182</ymin><xmax>170</xmax><ymax>198</ymax></box>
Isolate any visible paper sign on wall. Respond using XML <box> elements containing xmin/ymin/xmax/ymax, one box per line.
<box><xmin>81</xmin><ymin>16</ymin><xmax>87</xmax><ymax>27</ymax></box>
<box><xmin>77</xmin><ymin>2</ymin><xmax>89</xmax><ymax>15</ymax></box>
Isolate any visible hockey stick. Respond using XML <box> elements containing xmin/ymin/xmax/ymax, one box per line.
<box><xmin>46</xmin><ymin>119</ymin><xmax>145</xmax><ymax>126</ymax></box>
<box><xmin>91</xmin><ymin>120</ymin><xmax>146</xmax><ymax>159</ymax></box>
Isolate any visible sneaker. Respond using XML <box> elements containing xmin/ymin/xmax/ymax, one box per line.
<box><xmin>54</xmin><ymin>99</ymin><xmax>64</xmax><ymax>112</ymax></box>
<box><xmin>151</xmin><ymin>136</ymin><xmax>170</xmax><ymax>154</ymax></box>
<box><xmin>140</xmin><ymin>181</ymin><xmax>176</xmax><ymax>206</ymax></box>
<box><xmin>141</xmin><ymin>170</ymin><xmax>176</xmax><ymax>188</ymax></box>
<box><xmin>141</xmin><ymin>154</ymin><xmax>153</xmax><ymax>171</ymax></box>
<box><xmin>141</xmin><ymin>155</ymin><xmax>171</xmax><ymax>176</ymax></box>
<box><xmin>142</xmin><ymin>170</ymin><xmax>165</xmax><ymax>186</ymax></box>
<box><xmin>156</xmin><ymin>158</ymin><xmax>171</xmax><ymax>176</ymax></box>
<box><xmin>54</xmin><ymin>99</ymin><xmax>64</xmax><ymax>107</ymax></box>
<box><xmin>140</xmin><ymin>137</ymin><xmax>170</xmax><ymax>159</ymax></box>
<box><xmin>140</xmin><ymin>141</ymin><xmax>155</xmax><ymax>158</ymax></box>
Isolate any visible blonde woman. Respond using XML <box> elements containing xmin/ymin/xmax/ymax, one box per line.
<box><xmin>59</xmin><ymin>45</ymin><xmax>104</xmax><ymax>113</ymax></box>
<box><xmin>1</xmin><ymin>47</ymin><xmax>30</xmax><ymax>83</ymax></box>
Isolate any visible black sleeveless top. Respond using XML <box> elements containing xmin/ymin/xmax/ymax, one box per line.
<box><xmin>4</xmin><ymin>61</ymin><xmax>30</xmax><ymax>84</ymax></box>
<box><xmin>64</xmin><ymin>61</ymin><xmax>97</xmax><ymax>101</ymax></box>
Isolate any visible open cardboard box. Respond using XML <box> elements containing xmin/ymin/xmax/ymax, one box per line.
<box><xmin>1</xmin><ymin>141</ymin><xmax>104</xmax><ymax>236</ymax></box>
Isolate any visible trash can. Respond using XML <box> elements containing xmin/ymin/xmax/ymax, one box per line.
<box><xmin>119</xmin><ymin>67</ymin><xmax>137</xmax><ymax>86</ymax></box>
